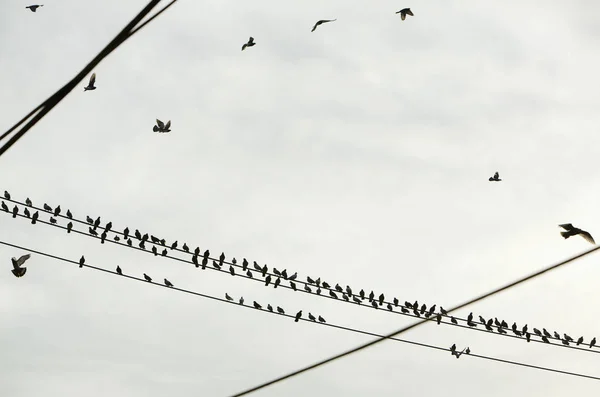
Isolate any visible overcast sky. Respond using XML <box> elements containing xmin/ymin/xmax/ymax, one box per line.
<box><xmin>2</xmin><ymin>0</ymin><xmax>600</xmax><ymax>396</ymax></box>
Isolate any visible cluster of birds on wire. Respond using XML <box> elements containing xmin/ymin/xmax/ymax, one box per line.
<box><xmin>4</xmin><ymin>190</ymin><xmax>599</xmax><ymax>349</ymax></box>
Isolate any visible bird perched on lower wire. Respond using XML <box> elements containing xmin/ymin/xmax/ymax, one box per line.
<box><xmin>26</xmin><ymin>5</ymin><xmax>43</xmax><ymax>12</ymax></box>
<box><xmin>242</xmin><ymin>36</ymin><xmax>255</xmax><ymax>51</ymax></box>
<box><xmin>84</xmin><ymin>73</ymin><xmax>96</xmax><ymax>91</ymax></box>
<box><xmin>489</xmin><ymin>172</ymin><xmax>501</xmax><ymax>182</ymax></box>
<box><xmin>396</xmin><ymin>8</ymin><xmax>414</xmax><ymax>20</ymax></box>
<box><xmin>11</xmin><ymin>254</ymin><xmax>31</xmax><ymax>278</ymax></box>
<box><xmin>153</xmin><ymin>119</ymin><xmax>171</xmax><ymax>133</ymax></box>
<box><xmin>559</xmin><ymin>223</ymin><xmax>595</xmax><ymax>244</ymax></box>
<box><xmin>311</xmin><ymin>19</ymin><xmax>336</xmax><ymax>32</ymax></box>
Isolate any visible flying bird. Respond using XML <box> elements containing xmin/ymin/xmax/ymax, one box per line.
<box><xmin>11</xmin><ymin>254</ymin><xmax>31</xmax><ymax>278</ymax></box>
<box><xmin>559</xmin><ymin>223</ymin><xmax>595</xmax><ymax>244</ymax></box>
<box><xmin>489</xmin><ymin>172</ymin><xmax>501</xmax><ymax>182</ymax></box>
<box><xmin>311</xmin><ymin>19</ymin><xmax>337</xmax><ymax>32</ymax></box>
<box><xmin>153</xmin><ymin>119</ymin><xmax>171</xmax><ymax>133</ymax></box>
<box><xmin>242</xmin><ymin>36</ymin><xmax>255</xmax><ymax>51</ymax></box>
<box><xmin>84</xmin><ymin>73</ymin><xmax>96</xmax><ymax>91</ymax></box>
<box><xmin>396</xmin><ymin>8</ymin><xmax>414</xmax><ymax>20</ymax></box>
<box><xmin>26</xmin><ymin>5</ymin><xmax>43</xmax><ymax>12</ymax></box>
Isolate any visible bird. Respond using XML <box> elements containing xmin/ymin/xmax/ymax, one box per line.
<box><xmin>25</xmin><ymin>198</ymin><xmax>32</xmax><ymax>206</ymax></box>
<box><xmin>577</xmin><ymin>337</ymin><xmax>584</xmax><ymax>346</ymax></box>
<box><xmin>590</xmin><ymin>337</ymin><xmax>596</xmax><ymax>349</ymax></box>
<box><xmin>239</xmin><ymin>297</ymin><xmax>245</xmax><ymax>305</ymax></box>
<box><xmin>79</xmin><ymin>255</ymin><xmax>85</xmax><ymax>268</ymax></box>
<box><xmin>31</xmin><ymin>211</ymin><xmax>39</xmax><ymax>224</ymax></box>
<box><xmin>67</xmin><ymin>222</ymin><xmax>73</xmax><ymax>233</ymax></box>
<box><xmin>267</xmin><ymin>304</ymin><xmax>273</xmax><ymax>312</ymax></box>
<box><xmin>182</xmin><ymin>243</ymin><xmax>189</xmax><ymax>252</ymax></box>
<box><xmin>84</xmin><ymin>73</ymin><xmax>96</xmax><ymax>91</ymax></box>
<box><xmin>559</xmin><ymin>223</ymin><xmax>595</xmax><ymax>244</ymax></box>
<box><xmin>116</xmin><ymin>266</ymin><xmax>122</xmax><ymax>275</ymax></box>
<box><xmin>488</xmin><ymin>172</ymin><xmax>501</xmax><ymax>182</ymax></box>
<box><xmin>164</xmin><ymin>278</ymin><xmax>173</xmax><ymax>287</ymax></box>
<box><xmin>1</xmin><ymin>201</ymin><xmax>8</xmax><ymax>212</ymax></box>
<box><xmin>294</xmin><ymin>310</ymin><xmax>302</xmax><ymax>322</ymax></box>
<box><xmin>11</xmin><ymin>254</ymin><xmax>30</xmax><ymax>278</ymax></box>
<box><xmin>12</xmin><ymin>206</ymin><xmax>18</xmax><ymax>218</ymax></box>
<box><xmin>311</xmin><ymin>19</ymin><xmax>337</xmax><ymax>32</ymax></box>
<box><xmin>24</xmin><ymin>208</ymin><xmax>30</xmax><ymax>218</ymax></box>
<box><xmin>277</xmin><ymin>306</ymin><xmax>285</xmax><ymax>314</ymax></box>
<box><xmin>26</xmin><ymin>5</ymin><xmax>44</xmax><ymax>12</ymax></box>
<box><xmin>66</xmin><ymin>209</ymin><xmax>73</xmax><ymax>219</ymax></box>
<box><xmin>153</xmin><ymin>119</ymin><xmax>171</xmax><ymax>133</ymax></box>
<box><xmin>43</xmin><ymin>203</ymin><xmax>52</xmax><ymax>212</ymax></box>
<box><xmin>3</xmin><ymin>191</ymin><xmax>10</xmax><ymax>200</ymax></box>
<box><xmin>143</xmin><ymin>273</ymin><xmax>152</xmax><ymax>282</ymax></box>
<box><xmin>242</xmin><ymin>36</ymin><xmax>255</xmax><ymax>51</ymax></box>
<box><xmin>253</xmin><ymin>301</ymin><xmax>262</xmax><ymax>310</ymax></box>
<box><xmin>308</xmin><ymin>313</ymin><xmax>316</xmax><ymax>321</ymax></box>
<box><xmin>50</xmin><ymin>217</ymin><xmax>57</xmax><ymax>225</ymax></box>
<box><xmin>318</xmin><ymin>315</ymin><xmax>326</xmax><ymax>323</ymax></box>
<box><xmin>396</xmin><ymin>8</ymin><xmax>414</xmax><ymax>20</ymax></box>
<box><xmin>53</xmin><ymin>205</ymin><xmax>61</xmax><ymax>217</ymax></box>
<box><xmin>225</xmin><ymin>293</ymin><xmax>233</xmax><ymax>301</ymax></box>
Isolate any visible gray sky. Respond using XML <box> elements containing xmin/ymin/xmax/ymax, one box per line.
<box><xmin>2</xmin><ymin>0</ymin><xmax>600</xmax><ymax>395</ymax></box>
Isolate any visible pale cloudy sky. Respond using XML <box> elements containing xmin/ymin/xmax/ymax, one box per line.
<box><xmin>2</xmin><ymin>0</ymin><xmax>600</xmax><ymax>396</ymax></box>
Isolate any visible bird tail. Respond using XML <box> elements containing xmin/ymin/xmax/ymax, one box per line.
<box><xmin>560</xmin><ymin>231</ymin><xmax>570</xmax><ymax>239</ymax></box>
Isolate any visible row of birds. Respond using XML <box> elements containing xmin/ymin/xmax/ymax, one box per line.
<box><xmin>4</xmin><ymin>191</ymin><xmax>597</xmax><ymax>349</ymax></box>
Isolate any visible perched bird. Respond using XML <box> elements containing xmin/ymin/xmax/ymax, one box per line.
<box><xmin>79</xmin><ymin>255</ymin><xmax>85</xmax><ymax>268</ymax></box>
<box><xmin>66</xmin><ymin>209</ymin><xmax>72</xmax><ymax>219</ymax></box>
<box><xmin>86</xmin><ymin>216</ymin><xmax>94</xmax><ymax>224</ymax></box>
<box><xmin>396</xmin><ymin>8</ymin><xmax>414</xmax><ymax>20</ymax></box>
<box><xmin>277</xmin><ymin>306</ymin><xmax>285</xmax><ymax>314</ymax></box>
<box><xmin>164</xmin><ymin>278</ymin><xmax>173</xmax><ymax>287</ymax></box>
<box><xmin>182</xmin><ymin>243</ymin><xmax>189</xmax><ymax>252</ymax></box>
<box><xmin>267</xmin><ymin>304</ymin><xmax>273</xmax><ymax>312</ymax></box>
<box><xmin>3</xmin><ymin>191</ymin><xmax>10</xmax><ymax>200</ymax></box>
<box><xmin>253</xmin><ymin>301</ymin><xmax>262</xmax><ymax>310</ymax></box>
<box><xmin>242</xmin><ymin>258</ymin><xmax>249</xmax><ymax>271</ymax></box>
<box><xmin>242</xmin><ymin>36</ymin><xmax>255</xmax><ymax>51</ymax></box>
<box><xmin>590</xmin><ymin>337</ymin><xmax>596</xmax><ymax>349</ymax></box>
<box><xmin>311</xmin><ymin>19</ymin><xmax>337</xmax><ymax>32</ymax></box>
<box><xmin>153</xmin><ymin>119</ymin><xmax>171</xmax><ymax>133</ymax></box>
<box><xmin>12</xmin><ymin>206</ymin><xmax>18</xmax><ymax>218</ymax></box>
<box><xmin>559</xmin><ymin>223</ymin><xmax>595</xmax><ymax>244</ymax></box>
<box><xmin>143</xmin><ymin>273</ymin><xmax>152</xmax><ymax>282</ymax></box>
<box><xmin>11</xmin><ymin>254</ymin><xmax>30</xmax><ymax>277</ymax></box>
<box><xmin>89</xmin><ymin>227</ymin><xmax>98</xmax><ymax>236</ymax></box>
<box><xmin>225</xmin><ymin>293</ymin><xmax>233</xmax><ymax>301</ymax></box>
<box><xmin>53</xmin><ymin>205</ymin><xmax>61</xmax><ymax>217</ymax></box>
<box><xmin>67</xmin><ymin>222</ymin><xmax>73</xmax><ymax>233</ymax></box>
<box><xmin>31</xmin><ymin>211</ymin><xmax>39</xmax><ymax>224</ymax></box>
<box><xmin>488</xmin><ymin>172</ymin><xmax>501</xmax><ymax>182</ymax></box>
<box><xmin>116</xmin><ymin>266</ymin><xmax>122</xmax><ymax>275</ymax></box>
<box><xmin>288</xmin><ymin>272</ymin><xmax>297</xmax><ymax>280</ymax></box>
<box><xmin>229</xmin><ymin>265</ymin><xmax>235</xmax><ymax>276</ymax></box>
<box><xmin>1</xmin><ymin>201</ymin><xmax>8</xmax><ymax>212</ymax></box>
<box><xmin>25</xmin><ymin>198</ymin><xmax>32</xmax><ymax>206</ymax></box>
<box><xmin>577</xmin><ymin>337</ymin><xmax>584</xmax><ymax>346</ymax></box>
<box><xmin>26</xmin><ymin>4</ymin><xmax>44</xmax><ymax>12</ymax></box>
<box><xmin>294</xmin><ymin>310</ymin><xmax>302</xmax><ymax>322</ymax></box>
<box><xmin>50</xmin><ymin>217</ymin><xmax>57</xmax><ymax>225</ymax></box>
<box><xmin>239</xmin><ymin>296</ymin><xmax>245</xmax><ymax>305</ymax></box>
<box><xmin>105</xmin><ymin>222</ymin><xmax>112</xmax><ymax>233</ymax></box>
<box><xmin>84</xmin><ymin>73</ymin><xmax>97</xmax><ymax>91</ymax></box>
<box><xmin>318</xmin><ymin>315</ymin><xmax>326</xmax><ymax>323</ymax></box>
<box><xmin>123</xmin><ymin>227</ymin><xmax>130</xmax><ymax>240</ymax></box>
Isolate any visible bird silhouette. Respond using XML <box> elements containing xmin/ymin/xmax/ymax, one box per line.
<box><xmin>267</xmin><ymin>304</ymin><xmax>273</xmax><ymax>312</ymax></box>
<box><xmin>590</xmin><ymin>337</ymin><xmax>596</xmax><ymax>348</ymax></box>
<box><xmin>143</xmin><ymin>273</ymin><xmax>152</xmax><ymax>282</ymax></box>
<box><xmin>116</xmin><ymin>266</ymin><xmax>122</xmax><ymax>275</ymax></box>
<box><xmin>242</xmin><ymin>37</ymin><xmax>255</xmax><ymax>51</ymax></box>
<box><xmin>559</xmin><ymin>223</ymin><xmax>595</xmax><ymax>244</ymax></box>
<box><xmin>12</xmin><ymin>206</ymin><xmax>18</xmax><ymax>218</ymax></box>
<box><xmin>83</xmin><ymin>73</ymin><xmax>97</xmax><ymax>91</ymax></box>
<box><xmin>24</xmin><ymin>208</ymin><xmax>30</xmax><ymax>218</ymax></box>
<box><xmin>277</xmin><ymin>306</ymin><xmax>285</xmax><ymax>314</ymax></box>
<box><xmin>79</xmin><ymin>255</ymin><xmax>85</xmax><ymax>268</ymax></box>
<box><xmin>311</xmin><ymin>19</ymin><xmax>337</xmax><ymax>32</ymax></box>
<box><xmin>1</xmin><ymin>201</ymin><xmax>8</xmax><ymax>212</ymax></box>
<box><xmin>25</xmin><ymin>198</ymin><xmax>32</xmax><ymax>206</ymax></box>
<box><xmin>31</xmin><ymin>211</ymin><xmax>39</xmax><ymax>224</ymax></box>
<box><xmin>225</xmin><ymin>293</ymin><xmax>233</xmax><ymax>301</ymax></box>
<box><xmin>11</xmin><ymin>254</ymin><xmax>30</xmax><ymax>277</ymax></box>
<box><xmin>153</xmin><ymin>119</ymin><xmax>171</xmax><ymax>133</ymax></box>
<box><xmin>488</xmin><ymin>171</ymin><xmax>501</xmax><ymax>182</ymax></box>
<box><xmin>164</xmin><ymin>278</ymin><xmax>173</xmax><ymax>287</ymax></box>
<box><xmin>182</xmin><ymin>243</ymin><xmax>189</xmax><ymax>252</ymax></box>
<box><xmin>3</xmin><ymin>191</ymin><xmax>10</xmax><ymax>200</ymax></box>
<box><xmin>67</xmin><ymin>222</ymin><xmax>73</xmax><ymax>233</ymax></box>
<box><xmin>576</xmin><ymin>337</ymin><xmax>584</xmax><ymax>346</ymax></box>
<box><xmin>66</xmin><ymin>209</ymin><xmax>72</xmax><ymax>219</ymax></box>
<box><xmin>396</xmin><ymin>8</ymin><xmax>414</xmax><ymax>20</ymax></box>
<box><xmin>294</xmin><ymin>310</ymin><xmax>302</xmax><ymax>322</ymax></box>
<box><xmin>239</xmin><ymin>296</ymin><xmax>245</xmax><ymax>305</ymax></box>
<box><xmin>308</xmin><ymin>313</ymin><xmax>316</xmax><ymax>321</ymax></box>
<box><xmin>43</xmin><ymin>203</ymin><xmax>52</xmax><ymax>212</ymax></box>
<box><xmin>26</xmin><ymin>5</ymin><xmax>44</xmax><ymax>12</ymax></box>
<box><xmin>253</xmin><ymin>301</ymin><xmax>262</xmax><ymax>310</ymax></box>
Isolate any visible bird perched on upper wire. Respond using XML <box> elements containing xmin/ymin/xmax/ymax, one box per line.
<box><xmin>84</xmin><ymin>73</ymin><xmax>97</xmax><ymax>91</ymax></box>
<box><xmin>242</xmin><ymin>37</ymin><xmax>255</xmax><ymax>51</ymax></box>
<box><xmin>489</xmin><ymin>172</ymin><xmax>501</xmax><ymax>182</ymax></box>
<box><xmin>26</xmin><ymin>5</ymin><xmax>43</xmax><ymax>12</ymax></box>
<box><xmin>559</xmin><ymin>224</ymin><xmax>595</xmax><ymax>244</ymax></box>
<box><xmin>396</xmin><ymin>8</ymin><xmax>414</xmax><ymax>20</ymax></box>
<box><xmin>11</xmin><ymin>254</ymin><xmax>31</xmax><ymax>278</ymax></box>
<box><xmin>311</xmin><ymin>19</ymin><xmax>336</xmax><ymax>32</ymax></box>
<box><xmin>153</xmin><ymin>119</ymin><xmax>171</xmax><ymax>133</ymax></box>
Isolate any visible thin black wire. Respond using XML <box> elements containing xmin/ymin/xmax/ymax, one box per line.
<box><xmin>0</xmin><ymin>0</ymin><xmax>177</xmax><ymax>157</ymax></box>
<box><xmin>2</xmin><ymin>197</ymin><xmax>598</xmax><ymax>355</ymax></box>
<box><xmin>229</xmin><ymin>244</ymin><xmax>600</xmax><ymax>396</ymax></box>
<box><xmin>2</xmin><ymin>238</ymin><xmax>599</xmax><ymax>384</ymax></box>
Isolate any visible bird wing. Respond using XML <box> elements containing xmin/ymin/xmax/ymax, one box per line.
<box><xmin>89</xmin><ymin>73</ymin><xmax>96</xmax><ymax>86</ymax></box>
<box><xmin>242</xmin><ymin>44</ymin><xmax>247</xmax><ymax>51</ymax></box>
<box><xmin>156</xmin><ymin>119</ymin><xmax>164</xmax><ymax>129</ymax></box>
<box><xmin>248</xmin><ymin>37</ymin><xmax>254</xmax><ymax>44</ymax></box>
<box><xmin>401</xmin><ymin>13</ymin><xmax>406</xmax><ymax>20</ymax></box>
<box><xmin>164</xmin><ymin>120</ymin><xmax>171</xmax><ymax>130</ymax></box>
<box><xmin>15</xmin><ymin>254</ymin><xmax>31</xmax><ymax>267</ymax></box>
<box><xmin>406</xmin><ymin>9</ymin><xmax>414</xmax><ymax>16</ymax></box>
<box><xmin>580</xmin><ymin>231</ymin><xmax>595</xmax><ymax>244</ymax></box>
<box><xmin>559</xmin><ymin>223</ymin><xmax>574</xmax><ymax>231</ymax></box>
<box><xmin>494</xmin><ymin>172</ymin><xmax>499</xmax><ymax>179</ymax></box>
<box><xmin>311</xmin><ymin>23</ymin><xmax>319</xmax><ymax>32</ymax></box>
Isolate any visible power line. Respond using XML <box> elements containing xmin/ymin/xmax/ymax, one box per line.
<box><xmin>2</xmin><ymin>238</ymin><xmax>600</xmax><ymax>384</ymax></box>
<box><xmin>2</xmin><ymin>195</ymin><xmax>598</xmax><ymax>355</ymax></box>
<box><xmin>0</xmin><ymin>0</ymin><xmax>177</xmax><ymax>158</ymax></box>
<box><xmin>229</xmin><ymin>244</ymin><xmax>600</xmax><ymax>396</ymax></box>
